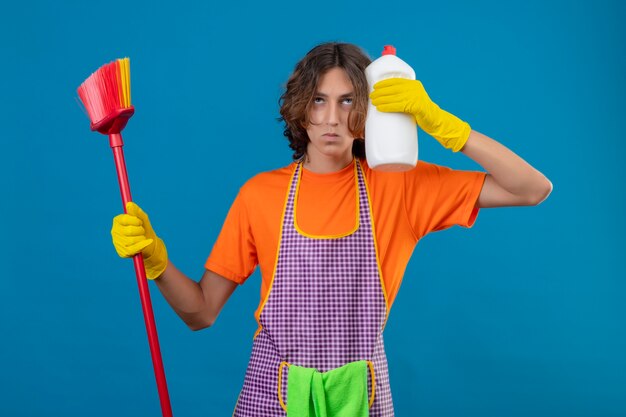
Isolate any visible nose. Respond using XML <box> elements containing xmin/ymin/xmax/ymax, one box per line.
<box><xmin>324</xmin><ymin>101</ymin><xmax>340</xmax><ymax>126</ymax></box>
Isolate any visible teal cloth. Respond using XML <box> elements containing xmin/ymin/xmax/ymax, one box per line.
<box><xmin>287</xmin><ymin>360</ymin><xmax>369</xmax><ymax>417</ymax></box>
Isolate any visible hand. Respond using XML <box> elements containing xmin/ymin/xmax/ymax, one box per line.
<box><xmin>111</xmin><ymin>202</ymin><xmax>168</xmax><ymax>280</ymax></box>
<box><xmin>370</xmin><ymin>78</ymin><xmax>471</xmax><ymax>152</ymax></box>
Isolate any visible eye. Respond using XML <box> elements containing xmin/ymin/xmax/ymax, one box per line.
<box><xmin>342</xmin><ymin>98</ymin><xmax>353</xmax><ymax>105</ymax></box>
<box><xmin>313</xmin><ymin>97</ymin><xmax>325</xmax><ymax>104</ymax></box>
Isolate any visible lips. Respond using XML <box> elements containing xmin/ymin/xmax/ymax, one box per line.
<box><xmin>323</xmin><ymin>133</ymin><xmax>339</xmax><ymax>137</ymax></box>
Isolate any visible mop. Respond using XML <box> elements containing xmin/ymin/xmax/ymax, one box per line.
<box><xmin>77</xmin><ymin>58</ymin><xmax>173</xmax><ymax>417</ymax></box>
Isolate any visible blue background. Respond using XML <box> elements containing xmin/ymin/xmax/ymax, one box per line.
<box><xmin>1</xmin><ymin>0</ymin><xmax>624</xmax><ymax>416</ymax></box>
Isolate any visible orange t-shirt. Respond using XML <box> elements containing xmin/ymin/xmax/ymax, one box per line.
<box><xmin>205</xmin><ymin>158</ymin><xmax>486</xmax><ymax>322</ymax></box>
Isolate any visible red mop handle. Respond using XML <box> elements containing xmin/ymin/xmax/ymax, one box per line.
<box><xmin>109</xmin><ymin>133</ymin><xmax>173</xmax><ymax>417</ymax></box>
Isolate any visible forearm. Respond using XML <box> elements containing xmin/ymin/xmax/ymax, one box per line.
<box><xmin>154</xmin><ymin>261</ymin><xmax>212</xmax><ymax>330</ymax></box>
<box><xmin>460</xmin><ymin>130</ymin><xmax>552</xmax><ymax>201</ymax></box>
<box><xmin>370</xmin><ymin>78</ymin><xmax>552</xmax><ymax>205</ymax></box>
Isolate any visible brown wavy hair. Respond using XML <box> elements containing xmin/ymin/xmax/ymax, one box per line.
<box><xmin>278</xmin><ymin>42</ymin><xmax>372</xmax><ymax>160</ymax></box>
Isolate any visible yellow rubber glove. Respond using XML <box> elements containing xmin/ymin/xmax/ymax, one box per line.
<box><xmin>111</xmin><ymin>202</ymin><xmax>168</xmax><ymax>280</ymax></box>
<box><xmin>370</xmin><ymin>78</ymin><xmax>471</xmax><ymax>152</ymax></box>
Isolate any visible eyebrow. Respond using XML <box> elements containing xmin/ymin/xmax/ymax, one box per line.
<box><xmin>314</xmin><ymin>92</ymin><xmax>354</xmax><ymax>98</ymax></box>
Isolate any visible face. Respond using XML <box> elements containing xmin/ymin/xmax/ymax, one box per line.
<box><xmin>305</xmin><ymin>67</ymin><xmax>356</xmax><ymax>165</ymax></box>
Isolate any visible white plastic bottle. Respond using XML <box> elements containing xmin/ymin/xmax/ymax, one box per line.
<box><xmin>365</xmin><ymin>45</ymin><xmax>418</xmax><ymax>172</ymax></box>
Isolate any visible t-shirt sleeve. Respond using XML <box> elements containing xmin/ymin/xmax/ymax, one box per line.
<box><xmin>204</xmin><ymin>187</ymin><xmax>258</xmax><ymax>285</ymax></box>
<box><xmin>405</xmin><ymin>162</ymin><xmax>487</xmax><ymax>240</ymax></box>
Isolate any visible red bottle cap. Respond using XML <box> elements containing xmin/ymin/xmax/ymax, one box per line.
<box><xmin>382</xmin><ymin>45</ymin><xmax>396</xmax><ymax>56</ymax></box>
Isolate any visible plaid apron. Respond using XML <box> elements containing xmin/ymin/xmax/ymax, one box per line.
<box><xmin>233</xmin><ymin>160</ymin><xmax>394</xmax><ymax>416</ymax></box>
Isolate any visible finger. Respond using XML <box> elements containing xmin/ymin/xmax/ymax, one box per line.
<box><xmin>111</xmin><ymin>231</ymin><xmax>146</xmax><ymax>250</ymax></box>
<box><xmin>126</xmin><ymin>202</ymin><xmax>149</xmax><ymax>221</ymax></box>
<box><xmin>370</xmin><ymin>84</ymin><xmax>412</xmax><ymax>100</ymax></box>
<box><xmin>112</xmin><ymin>239</ymin><xmax>136</xmax><ymax>258</ymax></box>
<box><xmin>373</xmin><ymin>78</ymin><xmax>412</xmax><ymax>90</ymax></box>
<box><xmin>119</xmin><ymin>235</ymin><xmax>148</xmax><ymax>245</ymax></box>
<box><xmin>127</xmin><ymin>203</ymin><xmax>155</xmax><ymax>235</ymax></box>
<box><xmin>121</xmin><ymin>225</ymin><xmax>146</xmax><ymax>237</ymax></box>
<box><xmin>112</xmin><ymin>223</ymin><xmax>146</xmax><ymax>237</ymax></box>
<box><xmin>113</xmin><ymin>243</ymin><xmax>133</xmax><ymax>258</ymax></box>
<box><xmin>371</xmin><ymin>93</ymin><xmax>406</xmax><ymax>106</ymax></box>
<box><xmin>114</xmin><ymin>214</ymin><xmax>143</xmax><ymax>226</ymax></box>
<box><xmin>114</xmin><ymin>238</ymin><xmax>153</xmax><ymax>258</ymax></box>
<box><xmin>127</xmin><ymin>239</ymin><xmax>153</xmax><ymax>255</ymax></box>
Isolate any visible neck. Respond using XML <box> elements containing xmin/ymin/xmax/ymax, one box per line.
<box><xmin>302</xmin><ymin>153</ymin><xmax>354</xmax><ymax>174</ymax></box>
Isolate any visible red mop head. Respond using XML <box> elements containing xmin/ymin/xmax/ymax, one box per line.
<box><xmin>77</xmin><ymin>58</ymin><xmax>135</xmax><ymax>135</ymax></box>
